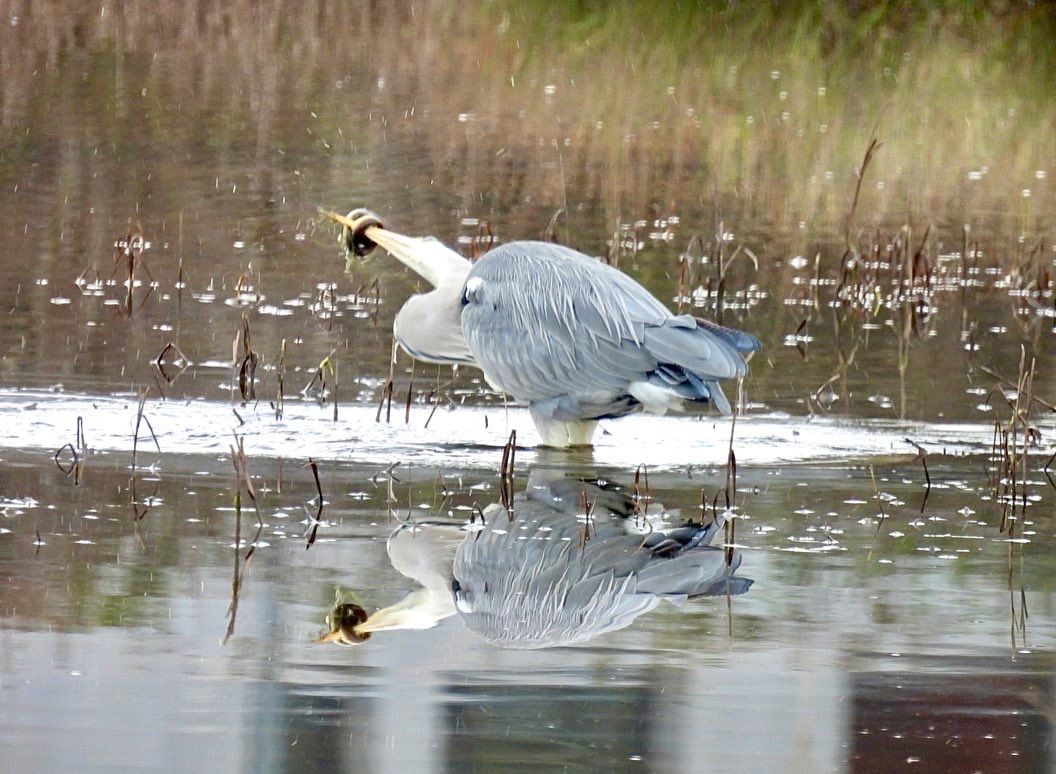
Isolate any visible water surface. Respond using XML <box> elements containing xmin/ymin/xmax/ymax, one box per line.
<box><xmin>2</xmin><ymin>3</ymin><xmax>1055</xmax><ymax>772</ymax></box>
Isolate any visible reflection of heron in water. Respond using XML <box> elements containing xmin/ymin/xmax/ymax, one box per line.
<box><xmin>318</xmin><ymin>519</ymin><xmax>460</xmax><ymax>645</ymax></box>
<box><xmin>322</xmin><ymin>209</ymin><xmax>760</xmax><ymax>448</ymax></box>
<box><xmin>320</xmin><ymin>467</ymin><xmax>751</xmax><ymax>648</ymax></box>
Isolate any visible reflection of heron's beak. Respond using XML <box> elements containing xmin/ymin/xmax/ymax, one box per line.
<box><xmin>315</xmin><ymin>630</ymin><xmax>367</xmax><ymax>646</ymax></box>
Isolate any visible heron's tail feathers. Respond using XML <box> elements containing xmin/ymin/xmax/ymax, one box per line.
<box><xmin>693</xmin><ymin>317</ymin><xmax>763</xmax><ymax>356</ymax></box>
<box><xmin>637</xmin><ymin>370</ymin><xmax>732</xmax><ymax>413</ymax></box>
<box><xmin>633</xmin><ymin>316</ymin><xmax>759</xmax><ymax>415</ymax></box>
<box><xmin>631</xmin><ymin>515</ymin><xmax>751</xmax><ymax>598</ymax></box>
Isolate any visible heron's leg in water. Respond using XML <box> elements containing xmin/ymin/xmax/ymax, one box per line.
<box><xmin>530</xmin><ymin>406</ymin><xmax>598</xmax><ymax>447</ymax></box>
<box><xmin>564</xmin><ymin>420</ymin><xmax>598</xmax><ymax>446</ymax></box>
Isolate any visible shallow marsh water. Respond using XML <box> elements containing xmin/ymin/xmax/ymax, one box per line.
<box><xmin>2</xmin><ymin>3</ymin><xmax>1056</xmax><ymax>772</ymax></box>
<box><xmin>4</xmin><ymin>441</ymin><xmax>1056</xmax><ymax>772</ymax></box>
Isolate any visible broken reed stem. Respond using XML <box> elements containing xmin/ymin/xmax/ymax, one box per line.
<box><xmin>230</xmin><ymin>436</ymin><xmax>263</xmax><ymax>529</ymax></box>
<box><xmin>375</xmin><ymin>379</ymin><xmax>394</xmax><ymax>423</ymax></box>
<box><xmin>578</xmin><ymin>488</ymin><xmax>596</xmax><ymax>555</ymax></box>
<box><xmin>53</xmin><ymin>442</ymin><xmax>81</xmax><ymax>485</ymax></box>
<box><xmin>844</xmin><ymin>137</ymin><xmax>881</xmax><ymax>249</ymax></box>
<box><xmin>224</xmin><ymin>436</ymin><xmax>264</xmax><ymax>644</ymax></box>
<box><xmin>380</xmin><ymin>337</ymin><xmax>398</xmax><ymax>424</ymax></box>
<box><xmin>176</xmin><ymin>256</ymin><xmax>184</xmax><ymax>343</ymax></box>
<box><xmin>131</xmin><ymin>387</ymin><xmax>160</xmax><ymax>474</ymax></box>
<box><xmin>1043</xmin><ymin>449</ymin><xmax>1056</xmax><ymax>493</ymax></box>
<box><xmin>985</xmin><ymin>348</ymin><xmax>1041</xmax><ymax>536</ymax></box>
<box><xmin>724</xmin><ymin>448</ymin><xmax>737</xmax><ymax>567</ymax></box>
<box><xmin>632</xmin><ymin>463</ymin><xmax>651</xmax><ymax>526</ymax></box>
<box><xmin>722</xmin><ymin>376</ymin><xmax>742</xmax><ymax>566</ymax></box>
<box><xmin>499</xmin><ymin>430</ymin><xmax>517</xmax><ymax>520</ymax></box>
<box><xmin>305</xmin><ymin>457</ymin><xmax>324</xmax><ymax>550</ymax></box>
<box><xmin>424</xmin><ymin>364</ymin><xmax>444</xmax><ymax>429</ymax></box>
<box><xmin>903</xmin><ymin>438</ymin><xmax>931</xmax><ymax>513</ymax></box>
<box><xmin>275</xmin><ymin>338</ymin><xmax>287</xmax><ymax>420</ymax></box>
<box><xmin>126</xmin><ymin>240</ymin><xmax>135</xmax><ymax>314</ymax></box>
<box><xmin>713</xmin><ymin>220</ymin><xmax>726</xmax><ymax>325</ymax></box>
<box><xmin>676</xmin><ymin>254</ymin><xmax>688</xmax><ymax>314</ymax></box>
<box><xmin>154</xmin><ymin>341</ymin><xmax>189</xmax><ymax>389</ymax></box>
<box><xmin>866</xmin><ymin>465</ymin><xmax>888</xmax><ymax>561</ymax></box>
<box><xmin>425</xmin><ymin>390</ymin><xmax>440</xmax><ymax>429</ymax></box>
<box><xmin>234</xmin><ymin>314</ymin><xmax>259</xmax><ymax>402</ymax></box>
<box><xmin>405</xmin><ymin>359</ymin><xmax>415</xmax><ymax>424</ymax></box>
<box><xmin>980</xmin><ymin>365</ymin><xmax>1056</xmax><ymax>413</ymax></box>
<box><xmin>300</xmin><ymin>349</ymin><xmax>338</xmax><ymax>415</ymax></box>
<box><xmin>1017</xmin><ymin>353</ymin><xmax>1035</xmax><ymax>518</ymax></box>
<box><xmin>128</xmin><ymin>475</ymin><xmax>159</xmax><ymax>522</ymax></box>
<box><xmin>332</xmin><ymin>356</ymin><xmax>339</xmax><ymax>422</ymax></box>
<box><xmin>224</xmin><ymin>486</ymin><xmax>242</xmax><ymax>645</ymax></box>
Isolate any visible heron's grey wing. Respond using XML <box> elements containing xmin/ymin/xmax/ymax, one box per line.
<box><xmin>460</xmin><ymin>244</ymin><xmax>655</xmax><ymax>401</ymax></box>
<box><xmin>452</xmin><ymin>497</ymin><xmax>749</xmax><ymax>648</ymax></box>
<box><xmin>453</xmin><ymin>502</ymin><xmax>660</xmax><ymax>648</ymax></box>
<box><xmin>460</xmin><ymin>242</ymin><xmax>754</xmax><ymax>405</ymax></box>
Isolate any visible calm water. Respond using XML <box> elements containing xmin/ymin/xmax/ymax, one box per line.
<box><xmin>2</xmin><ymin>3</ymin><xmax>1056</xmax><ymax>772</ymax></box>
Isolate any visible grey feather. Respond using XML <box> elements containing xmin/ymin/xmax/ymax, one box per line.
<box><xmin>460</xmin><ymin>241</ymin><xmax>759</xmax><ymax>423</ymax></box>
<box><xmin>452</xmin><ymin>473</ymin><xmax>752</xmax><ymax>648</ymax></box>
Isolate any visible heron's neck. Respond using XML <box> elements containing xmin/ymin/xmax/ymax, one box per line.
<box><xmin>370</xmin><ymin>229</ymin><xmax>471</xmax><ymax>288</ymax></box>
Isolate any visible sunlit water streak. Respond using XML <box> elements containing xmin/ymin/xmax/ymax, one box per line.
<box><xmin>3</xmin><ymin>389</ymin><xmax>1046</xmax><ymax>469</ymax></box>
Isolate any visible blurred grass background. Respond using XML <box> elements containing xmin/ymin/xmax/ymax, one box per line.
<box><xmin>1</xmin><ymin>0</ymin><xmax>1052</xmax><ymax>249</ymax></box>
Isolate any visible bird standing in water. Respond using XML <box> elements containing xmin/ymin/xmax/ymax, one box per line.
<box><xmin>324</xmin><ymin>209</ymin><xmax>760</xmax><ymax>447</ymax></box>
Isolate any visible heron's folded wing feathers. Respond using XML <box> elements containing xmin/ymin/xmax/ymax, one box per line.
<box><xmin>462</xmin><ymin>241</ymin><xmax>754</xmax><ymax>402</ymax></box>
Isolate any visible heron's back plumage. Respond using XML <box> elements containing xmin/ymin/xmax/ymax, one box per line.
<box><xmin>453</xmin><ymin>479</ymin><xmax>749</xmax><ymax>648</ymax></box>
<box><xmin>459</xmin><ymin>241</ymin><xmax>760</xmax><ymax>425</ymax></box>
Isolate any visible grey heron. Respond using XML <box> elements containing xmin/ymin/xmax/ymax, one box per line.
<box><xmin>323</xmin><ymin>209</ymin><xmax>760</xmax><ymax>447</ymax></box>
<box><xmin>320</xmin><ymin>467</ymin><xmax>750</xmax><ymax>647</ymax></box>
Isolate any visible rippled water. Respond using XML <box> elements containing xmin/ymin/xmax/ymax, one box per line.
<box><xmin>3</xmin><ymin>442</ymin><xmax>1055</xmax><ymax>771</ymax></box>
<box><xmin>2</xmin><ymin>3</ymin><xmax>1056</xmax><ymax>772</ymax></box>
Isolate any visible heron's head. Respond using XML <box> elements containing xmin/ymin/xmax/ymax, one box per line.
<box><xmin>337</xmin><ymin>208</ymin><xmax>384</xmax><ymax>259</ymax></box>
<box><xmin>318</xmin><ymin>208</ymin><xmax>385</xmax><ymax>273</ymax></box>
<box><xmin>321</xmin><ymin>207</ymin><xmax>473</xmax><ymax>289</ymax></box>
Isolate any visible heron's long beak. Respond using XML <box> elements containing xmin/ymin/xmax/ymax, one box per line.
<box><xmin>321</xmin><ymin>209</ymin><xmax>471</xmax><ymax>289</ymax></box>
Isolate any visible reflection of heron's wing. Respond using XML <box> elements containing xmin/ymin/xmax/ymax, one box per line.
<box><xmin>452</xmin><ymin>495</ymin><xmax>748</xmax><ymax>649</ymax></box>
<box><xmin>525</xmin><ymin>473</ymin><xmax>636</xmax><ymax>517</ymax></box>
<box><xmin>460</xmin><ymin>241</ymin><xmax>757</xmax><ymax>416</ymax></box>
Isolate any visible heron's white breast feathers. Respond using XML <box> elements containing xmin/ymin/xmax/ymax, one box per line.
<box><xmin>394</xmin><ymin>287</ymin><xmax>476</xmax><ymax>365</ymax></box>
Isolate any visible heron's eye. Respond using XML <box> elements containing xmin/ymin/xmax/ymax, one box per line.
<box><xmin>461</xmin><ymin>276</ymin><xmax>485</xmax><ymax>307</ymax></box>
